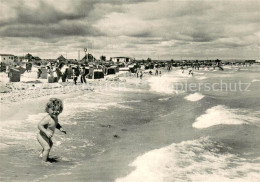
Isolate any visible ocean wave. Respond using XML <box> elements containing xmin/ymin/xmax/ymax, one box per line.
<box><xmin>64</xmin><ymin>102</ymin><xmax>132</xmax><ymax>115</ymax></box>
<box><xmin>61</xmin><ymin>94</ymin><xmax>133</xmax><ymax>121</ymax></box>
<box><xmin>251</xmin><ymin>79</ymin><xmax>260</xmax><ymax>83</ymax></box>
<box><xmin>148</xmin><ymin>76</ymin><xmax>177</xmax><ymax>94</ymax></box>
<box><xmin>147</xmin><ymin>71</ymin><xmax>189</xmax><ymax>94</ymax></box>
<box><xmin>121</xmin><ymin>100</ymin><xmax>142</xmax><ymax>103</ymax></box>
<box><xmin>62</xmin><ymin>92</ymin><xmax>132</xmax><ymax>118</ymax></box>
<box><xmin>184</xmin><ymin>92</ymin><xmax>204</xmax><ymax>102</ymax></box>
<box><xmin>158</xmin><ymin>97</ymin><xmax>172</xmax><ymax>101</ymax></box>
<box><xmin>116</xmin><ymin>137</ymin><xmax>260</xmax><ymax>182</ymax></box>
<box><xmin>0</xmin><ymin>143</ymin><xmax>9</xmax><ymax>149</ymax></box>
<box><xmin>193</xmin><ymin>105</ymin><xmax>260</xmax><ymax>129</ymax></box>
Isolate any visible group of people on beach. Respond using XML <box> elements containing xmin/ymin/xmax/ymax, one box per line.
<box><xmin>155</xmin><ymin>69</ymin><xmax>162</xmax><ymax>76</ymax></box>
<box><xmin>136</xmin><ymin>69</ymin><xmax>143</xmax><ymax>79</ymax></box>
<box><xmin>37</xmin><ymin>63</ymin><xmax>90</xmax><ymax>85</ymax></box>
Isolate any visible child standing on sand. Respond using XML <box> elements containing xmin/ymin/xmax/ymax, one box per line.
<box><xmin>37</xmin><ymin>98</ymin><xmax>67</xmax><ymax>162</ymax></box>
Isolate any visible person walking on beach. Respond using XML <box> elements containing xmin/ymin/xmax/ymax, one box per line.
<box><xmin>80</xmin><ymin>66</ymin><xmax>86</xmax><ymax>83</ymax></box>
<box><xmin>60</xmin><ymin>64</ymin><xmax>67</xmax><ymax>82</ymax></box>
<box><xmin>155</xmin><ymin>69</ymin><xmax>159</xmax><ymax>76</ymax></box>
<box><xmin>73</xmin><ymin>65</ymin><xmax>80</xmax><ymax>85</ymax></box>
<box><xmin>28</xmin><ymin>63</ymin><xmax>32</xmax><ymax>72</ymax></box>
<box><xmin>181</xmin><ymin>66</ymin><xmax>184</xmax><ymax>73</ymax></box>
<box><xmin>140</xmin><ymin>70</ymin><xmax>143</xmax><ymax>79</ymax></box>
<box><xmin>26</xmin><ymin>63</ymin><xmax>29</xmax><ymax>72</ymax></box>
<box><xmin>52</xmin><ymin>66</ymin><xmax>58</xmax><ymax>82</ymax></box>
<box><xmin>56</xmin><ymin>67</ymin><xmax>62</xmax><ymax>82</ymax></box>
<box><xmin>37</xmin><ymin>68</ymin><xmax>42</xmax><ymax>79</ymax></box>
<box><xmin>67</xmin><ymin>65</ymin><xmax>73</xmax><ymax>79</ymax></box>
<box><xmin>47</xmin><ymin>66</ymin><xmax>54</xmax><ymax>83</ymax></box>
<box><xmin>189</xmin><ymin>69</ymin><xmax>194</xmax><ymax>76</ymax></box>
<box><xmin>37</xmin><ymin>98</ymin><xmax>67</xmax><ymax>163</ymax></box>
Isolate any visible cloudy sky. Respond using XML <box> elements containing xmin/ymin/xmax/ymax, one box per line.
<box><xmin>0</xmin><ymin>0</ymin><xmax>259</xmax><ymax>60</ymax></box>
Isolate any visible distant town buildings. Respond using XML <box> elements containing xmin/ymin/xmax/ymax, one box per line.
<box><xmin>0</xmin><ymin>52</ymin><xmax>258</xmax><ymax>68</ymax></box>
<box><xmin>110</xmin><ymin>57</ymin><xmax>132</xmax><ymax>64</ymax></box>
<box><xmin>16</xmin><ymin>56</ymin><xmax>25</xmax><ymax>63</ymax></box>
<box><xmin>0</xmin><ymin>54</ymin><xmax>15</xmax><ymax>64</ymax></box>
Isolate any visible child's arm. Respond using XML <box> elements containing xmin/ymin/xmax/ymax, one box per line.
<box><xmin>38</xmin><ymin>119</ymin><xmax>52</xmax><ymax>138</ymax></box>
<box><xmin>56</xmin><ymin>123</ymin><xmax>67</xmax><ymax>134</ymax></box>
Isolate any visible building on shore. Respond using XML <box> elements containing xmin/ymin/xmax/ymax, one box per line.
<box><xmin>81</xmin><ymin>53</ymin><xmax>96</xmax><ymax>63</ymax></box>
<box><xmin>16</xmin><ymin>56</ymin><xmax>25</xmax><ymax>63</ymax></box>
<box><xmin>57</xmin><ymin>55</ymin><xmax>66</xmax><ymax>63</ymax></box>
<box><xmin>0</xmin><ymin>54</ymin><xmax>15</xmax><ymax>64</ymax></box>
<box><xmin>110</xmin><ymin>57</ymin><xmax>132</xmax><ymax>64</ymax></box>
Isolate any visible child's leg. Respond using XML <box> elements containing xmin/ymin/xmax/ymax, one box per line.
<box><xmin>37</xmin><ymin>133</ymin><xmax>51</xmax><ymax>162</ymax></box>
<box><xmin>37</xmin><ymin>133</ymin><xmax>44</xmax><ymax>157</ymax></box>
<box><xmin>39</xmin><ymin>139</ymin><xmax>52</xmax><ymax>157</ymax></box>
<box><xmin>49</xmin><ymin>139</ymin><xmax>53</xmax><ymax>154</ymax></box>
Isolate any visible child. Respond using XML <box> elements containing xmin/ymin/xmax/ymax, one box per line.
<box><xmin>37</xmin><ymin>98</ymin><xmax>67</xmax><ymax>162</ymax></box>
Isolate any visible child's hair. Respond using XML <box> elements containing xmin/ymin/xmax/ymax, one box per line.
<box><xmin>45</xmin><ymin>98</ymin><xmax>63</xmax><ymax>114</ymax></box>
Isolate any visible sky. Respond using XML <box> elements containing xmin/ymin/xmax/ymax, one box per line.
<box><xmin>0</xmin><ymin>0</ymin><xmax>259</xmax><ymax>60</ymax></box>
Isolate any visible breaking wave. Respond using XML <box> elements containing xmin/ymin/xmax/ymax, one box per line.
<box><xmin>184</xmin><ymin>92</ymin><xmax>204</xmax><ymax>102</ymax></box>
<box><xmin>116</xmin><ymin>137</ymin><xmax>260</xmax><ymax>182</ymax></box>
<box><xmin>193</xmin><ymin>105</ymin><xmax>260</xmax><ymax>129</ymax></box>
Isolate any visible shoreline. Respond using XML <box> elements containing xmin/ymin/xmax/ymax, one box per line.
<box><xmin>0</xmin><ymin>68</ymin><xmax>168</xmax><ymax>182</ymax></box>
<box><xmin>0</xmin><ymin>70</ymin><xmax>152</xmax><ymax>182</ymax></box>
<box><xmin>43</xmin><ymin>69</ymin><xmax>193</xmax><ymax>182</ymax></box>
<box><xmin>1</xmin><ymin>66</ymin><xmax>260</xmax><ymax>182</ymax></box>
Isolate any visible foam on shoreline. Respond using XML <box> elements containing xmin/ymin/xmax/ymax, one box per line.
<box><xmin>147</xmin><ymin>70</ymin><xmax>190</xmax><ymax>94</ymax></box>
<box><xmin>252</xmin><ymin>79</ymin><xmax>260</xmax><ymax>83</ymax></box>
<box><xmin>184</xmin><ymin>92</ymin><xmax>204</xmax><ymax>102</ymax></box>
<box><xmin>192</xmin><ymin>105</ymin><xmax>260</xmax><ymax>129</ymax></box>
<box><xmin>116</xmin><ymin>137</ymin><xmax>260</xmax><ymax>182</ymax></box>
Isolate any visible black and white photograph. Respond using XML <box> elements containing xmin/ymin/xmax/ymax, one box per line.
<box><xmin>0</xmin><ymin>0</ymin><xmax>259</xmax><ymax>181</ymax></box>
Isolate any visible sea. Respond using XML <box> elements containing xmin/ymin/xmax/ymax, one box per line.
<box><xmin>0</xmin><ymin>64</ymin><xmax>260</xmax><ymax>182</ymax></box>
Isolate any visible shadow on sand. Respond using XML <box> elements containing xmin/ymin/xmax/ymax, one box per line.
<box><xmin>47</xmin><ymin>156</ymin><xmax>60</xmax><ymax>163</ymax></box>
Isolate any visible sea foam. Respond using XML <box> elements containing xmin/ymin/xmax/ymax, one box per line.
<box><xmin>184</xmin><ymin>92</ymin><xmax>204</xmax><ymax>102</ymax></box>
<box><xmin>148</xmin><ymin>76</ymin><xmax>176</xmax><ymax>94</ymax></box>
<box><xmin>116</xmin><ymin>137</ymin><xmax>260</xmax><ymax>182</ymax></box>
<box><xmin>192</xmin><ymin>105</ymin><xmax>260</xmax><ymax>129</ymax></box>
<box><xmin>251</xmin><ymin>79</ymin><xmax>260</xmax><ymax>83</ymax></box>
<box><xmin>148</xmin><ymin>71</ymin><xmax>189</xmax><ymax>94</ymax></box>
